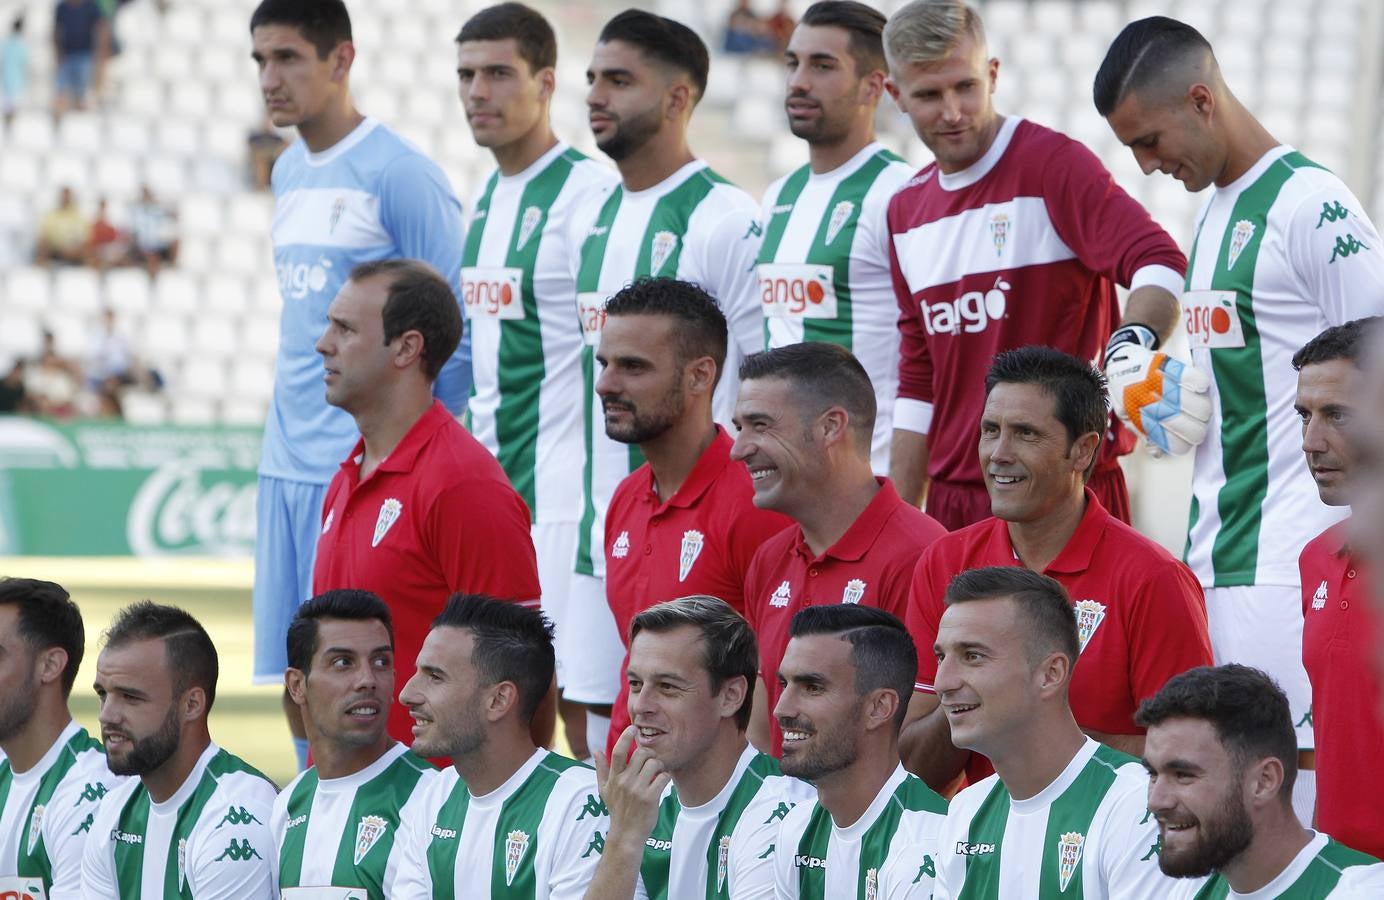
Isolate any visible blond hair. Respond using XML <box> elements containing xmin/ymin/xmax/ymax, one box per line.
<box><xmin>883</xmin><ymin>0</ymin><xmax>987</xmax><ymax>70</ymax></box>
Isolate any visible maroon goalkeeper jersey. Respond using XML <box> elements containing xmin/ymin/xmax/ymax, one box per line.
<box><xmin>887</xmin><ymin>116</ymin><xmax>1186</xmax><ymax>488</ymax></box>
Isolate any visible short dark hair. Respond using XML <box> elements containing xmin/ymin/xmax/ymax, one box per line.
<box><xmin>286</xmin><ymin>589</ymin><xmax>394</xmax><ymax>674</ymax></box>
<box><xmin>249</xmin><ymin>0</ymin><xmax>352</xmax><ymax>60</ymax></box>
<box><xmin>739</xmin><ymin>342</ymin><xmax>877</xmax><ymax>444</ymax></box>
<box><xmin>1292</xmin><ymin>317</ymin><xmax>1378</xmax><ymax>371</ymax></box>
<box><xmin>1136</xmin><ymin>664</ymin><xmax>1298</xmax><ymax>803</ymax></box>
<box><xmin>631</xmin><ymin>595</ymin><xmax>758</xmax><ymax>730</ymax></box>
<box><xmin>104</xmin><ymin>601</ymin><xmax>219</xmax><ymax>711</ymax></box>
<box><xmin>1093</xmin><ymin>16</ymin><xmax>1214</xmax><ymax>117</ymax></box>
<box><xmin>944</xmin><ymin>567</ymin><xmax>1080</xmax><ymax>667</ymax></box>
<box><xmin>799</xmin><ymin>1</ymin><xmax>888</xmax><ymax>75</ymax></box>
<box><xmin>598</xmin><ymin>9</ymin><xmax>709</xmax><ymax>103</ymax></box>
<box><xmin>605</xmin><ymin>277</ymin><xmax>728</xmax><ymax>386</ymax></box>
<box><xmin>455</xmin><ymin>3</ymin><xmax>557</xmax><ymax>73</ymax></box>
<box><xmin>788</xmin><ymin>605</ymin><xmax>916</xmax><ymax>731</ymax></box>
<box><xmin>0</xmin><ymin>578</ymin><xmax>84</xmax><ymax>697</ymax></box>
<box><xmin>349</xmin><ymin>259</ymin><xmax>463</xmax><ymax>382</ymax></box>
<box><xmin>986</xmin><ymin>345</ymin><xmax>1109</xmax><ymax>445</ymax></box>
<box><xmin>432</xmin><ymin>594</ymin><xmax>554</xmax><ymax>726</ymax></box>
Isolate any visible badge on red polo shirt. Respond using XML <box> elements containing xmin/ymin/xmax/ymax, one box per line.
<box><xmin>1074</xmin><ymin>599</ymin><xmax>1107</xmax><ymax>652</ymax></box>
<box><xmin>373</xmin><ymin>498</ymin><xmax>403</xmax><ymax>547</ymax></box>
<box><xmin>679</xmin><ymin>529</ymin><xmax>705</xmax><ymax>581</ymax></box>
<box><xmin>843</xmin><ymin>579</ymin><xmax>866</xmax><ymax>604</ymax></box>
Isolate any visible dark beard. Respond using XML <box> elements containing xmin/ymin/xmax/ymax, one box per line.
<box><xmin>596</xmin><ymin>105</ymin><xmax>662</xmax><ymax>162</ymax></box>
<box><xmin>777</xmin><ymin>718</ymin><xmax>858</xmax><ymax>783</ymax></box>
<box><xmin>1157</xmin><ymin>794</ymin><xmax>1255</xmax><ymax>878</ymax></box>
<box><xmin>0</xmin><ymin>669</ymin><xmax>37</xmax><ymax>742</ymax></box>
<box><xmin>107</xmin><ymin>705</ymin><xmax>181</xmax><ymax>777</ymax></box>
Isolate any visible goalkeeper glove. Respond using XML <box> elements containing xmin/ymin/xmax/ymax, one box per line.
<box><xmin>1104</xmin><ymin>325</ymin><xmax>1212</xmax><ymax>456</ymax></box>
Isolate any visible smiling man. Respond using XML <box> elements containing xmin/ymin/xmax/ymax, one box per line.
<box><xmin>932</xmin><ymin>567</ymin><xmax>1174</xmax><ymax>898</ymax></box>
<box><xmin>311</xmin><ymin>259</ymin><xmax>542</xmax><ymax>752</ymax></box>
<box><xmin>1140</xmin><ymin>665</ymin><xmax>1384</xmax><ymax>898</ymax></box>
<box><xmin>881</xmin><ymin>0</ymin><xmax>1186</xmax><ymax>530</ymax></box>
<box><xmin>902</xmin><ymin>347</ymin><xmax>1211</xmax><ymax>791</ymax></box>
<box><xmin>394</xmin><ymin>594</ymin><xmax>608</xmax><ymax>898</ymax></box>
<box><xmin>82</xmin><ymin>602</ymin><xmax>277</xmax><ymax>899</ymax></box>
<box><xmin>453</xmin><ymin>2</ymin><xmax>620</xmax><ymax>760</ymax></box>
<box><xmin>270</xmin><ymin>590</ymin><xmax>435</xmax><ymax>897</ymax></box>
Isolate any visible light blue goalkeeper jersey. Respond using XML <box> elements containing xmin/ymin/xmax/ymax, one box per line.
<box><xmin>264</xmin><ymin>116</ymin><xmax>469</xmax><ymax>484</ymax></box>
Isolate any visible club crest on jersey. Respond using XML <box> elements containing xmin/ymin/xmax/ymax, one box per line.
<box><xmin>322</xmin><ymin>509</ymin><xmax>334</xmax><ymax>535</ymax></box>
<box><xmin>505</xmin><ymin>829</ymin><xmax>531</xmax><ymax>886</ymax></box>
<box><xmin>517</xmin><ymin>206</ymin><xmax>543</xmax><ymax>251</ymax></box>
<box><xmin>990</xmin><ymin>212</ymin><xmax>1010</xmax><ymax>257</ymax></box>
<box><xmin>769</xmin><ymin>581</ymin><xmax>792</xmax><ymax>608</ymax></box>
<box><xmin>842</xmin><ymin>579</ymin><xmax>866</xmax><ymax>605</ymax></box>
<box><xmin>865</xmin><ymin>867</ymin><xmax>879</xmax><ymax>900</ymax></box>
<box><xmin>350</xmin><ymin>815</ymin><xmax>386</xmax><ymax>865</ymax></box>
<box><xmin>612</xmin><ymin>531</ymin><xmax>631</xmax><ymax>559</ymax></box>
<box><xmin>825</xmin><ymin>201</ymin><xmax>855</xmax><ymax>246</ymax></box>
<box><xmin>650</xmin><ymin>231</ymin><xmax>678</xmax><ymax>275</ymax></box>
<box><xmin>1058</xmin><ymin>831</ymin><xmax>1085</xmax><ymax>892</ymax></box>
<box><xmin>679</xmin><ymin>530</ymin><xmax>705</xmax><ymax>581</ymax></box>
<box><xmin>1312</xmin><ymin>580</ymin><xmax>1328</xmax><ymax>610</ymax></box>
<box><xmin>1227</xmin><ymin>219</ymin><xmax>1255</xmax><ymax>270</ymax></box>
<box><xmin>717</xmin><ymin>836</ymin><xmax>731</xmax><ymax>892</ymax></box>
<box><xmin>1073</xmin><ymin>600</ymin><xmax>1106</xmax><ymax>654</ymax></box>
<box><xmin>329</xmin><ymin>197</ymin><xmax>347</xmax><ymax>234</ymax></box>
<box><xmin>372</xmin><ymin>499</ymin><xmax>402</xmax><ymax>548</ymax></box>
<box><xmin>178</xmin><ymin>838</ymin><xmax>188</xmax><ymax>891</ymax></box>
<box><xmin>27</xmin><ymin>804</ymin><xmax>44</xmax><ymax>853</ymax></box>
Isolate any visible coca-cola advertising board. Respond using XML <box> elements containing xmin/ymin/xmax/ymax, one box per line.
<box><xmin>0</xmin><ymin>416</ymin><xmax>257</xmax><ymax>556</ymax></box>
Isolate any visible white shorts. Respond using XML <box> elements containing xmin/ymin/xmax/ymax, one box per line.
<box><xmin>1205</xmin><ymin>584</ymin><xmax>1313</xmax><ymax>749</ymax></box>
<box><xmin>533</xmin><ymin>521</ymin><xmax>578</xmax><ymax>688</ymax></box>
<box><xmin>559</xmin><ymin>571</ymin><xmax>625</xmax><ymax>705</ymax></box>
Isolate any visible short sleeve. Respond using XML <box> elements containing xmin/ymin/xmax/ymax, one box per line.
<box><xmin>546</xmin><ymin>778</ymin><xmax>610</xmax><ymax>900</ymax></box>
<box><xmin>1285</xmin><ymin>185</ymin><xmax>1384</xmax><ymax>326</ymax></box>
<box><xmin>694</xmin><ymin>202</ymin><xmax>765</xmax><ymax>362</ymax></box>
<box><xmin>906</xmin><ymin>544</ymin><xmax>950</xmax><ymax>691</ymax></box>
<box><xmin>47</xmin><ymin>770</ymin><xmax>122</xmax><ymax>900</ymax></box>
<box><xmin>1098</xmin><ymin>776</ymin><xmax>1180</xmax><ymax>900</ymax></box>
<box><xmin>187</xmin><ymin>783</ymin><xmax>276</xmax><ymax>900</ymax></box>
<box><xmin>427</xmin><ymin>477</ymin><xmax>540</xmax><ymax>603</ymax></box>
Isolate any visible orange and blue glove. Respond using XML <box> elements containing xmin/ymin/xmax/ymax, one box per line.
<box><xmin>1104</xmin><ymin>325</ymin><xmax>1212</xmax><ymax>456</ymax></box>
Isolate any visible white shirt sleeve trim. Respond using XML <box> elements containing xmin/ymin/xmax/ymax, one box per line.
<box><xmin>893</xmin><ymin>399</ymin><xmax>934</xmax><ymax>435</ymax></box>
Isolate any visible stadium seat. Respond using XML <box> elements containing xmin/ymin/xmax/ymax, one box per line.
<box><xmin>53</xmin><ymin>268</ymin><xmax>104</xmax><ymax>314</ymax></box>
<box><xmin>153</xmin><ymin>271</ymin><xmax>201</xmax><ymax>314</ymax></box>
<box><xmin>205</xmin><ymin>277</ymin><xmax>252</xmax><ymax>317</ymax></box>
<box><xmin>94</xmin><ymin>156</ymin><xmax>143</xmax><ymax>198</ymax></box>
<box><xmin>107</xmin><ymin>118</ymin><xmax>154</xmax><ymax>156</ymax></box>
<box><xmin>229</xmin><ymin>357</ymin><xmax>275</xmax><ymax>401</ymax></box>
<box><xmin>221</xmin><ymin>397</ymin><xmax>267</xmax><ymax>427</ymax></box>
<box><xmin>182</xmin><ymin>358</ymin><xmax>230</xmax><ymax>398</ymax></box>
<box><xmin>143</xmin><ymin>316</ymin><xmax>192</xmax><ymax>357</ymax></box>
<box><xmin>7</xmin><ymin>111</ymin><xmax>54</xmax><ymax>154</ymax></box>
<box><xmin>120</xmin><ymin>391</ymin><xmax>169</xmax><ymax>425</ymax></box>
<box><xmin>170</xmin><ymin>396</ymin><xmax>218</xmax><ymax>425</ymax></box>
<box><xmin>0</xmin><ymin>311</ymin><xmax>43</xmax><ymax>360</ymax></box>
<box><xmin>240</xmin><ymin>314</ymin><xmax>281</xmax><ymax>360</ymax></box>
<box><xmin>105</xmin><ymin>270</ymin><xmax>153</xmax><ymax>316</ymax></box>
<box><xmin>5</xmin><ymin>267</ymin><xmax>50</xmax><ymax>314</ymax></box>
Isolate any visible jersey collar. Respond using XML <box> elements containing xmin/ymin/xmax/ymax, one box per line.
<box><xmin>1233</xmin><ymin>831</ymin><xmax>1330</xmax><ymax>899</ymax></box>
<box><xmin>341</xmin><ymin>400</ymin><xmax>452</xmax><ymax>480</ymax></box>
<box><xmin>622</xmin><ymin>158</ymin><xmax>709</xmax><ymax>200</ymax></box>
<box><xmin>792</xmin><ymin>478</ymin><xmax>901</xmax><ymax>564</ymax></box>
<box><xmin>996</xmin><ymin>487</ymin><xmax>1108</xmax><ymax>575</ymax></box>
<box><xmin>302</xmin><ymin>116</ymin><xmax>381</xmax><ymax>168</ymax></box>
<box><xmin>8</xmin><ymin>719</ymin><xmax>83</xmax><ymax>781</ymax></box>
<box><xmin>464</xmin><ymin>747</ymin><xmax>547</xmax><ymax>808</ymax></box>
<box><xmin>150</xmin><ymin>742</ymin><xmax>221</xmax><ymax>812</ymax></box>
<box><xmin>829</xmin><ymin>763</ymin><xmax>910</xmax><ymax>836</ymax></box>
<box><xmin>1009</xmin><ymin>737</ymin><xmax>1098</xmax><ymax>814</ymax></box>
<box><xmin>498</xmin><ymin>140</ymin><xmax>571</xmax><ymax>185</ymax></box>
<box><xmin>937</xmin><ymin>115</ymin><xmax>1020</xmax><ymax>192</ymax></box>
<box><xmin>314</xmin><ymin>742</ymin><xmax>410</xmax><ymax>792</ymax></box>
<box><xmin>641</xmin><ymin>427</ymin><xmax>734</xmax><ymax>513</ymax></box>
<box><xmin>1219</xmin><ymin>144</ymin><xmax>1293</xmax><ymax>196</ymax></box>
<box><xmin>808</xmin><ymin>141</ymin><xmax>887</xmax><ymax>183</ymax></box>
<box><xmin>674</xmin><ymin>742</ymin><xmax>757</xmax><ymax>818</ymax></box>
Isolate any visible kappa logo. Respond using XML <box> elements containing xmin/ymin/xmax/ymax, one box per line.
<box><xmin>769</xmin><ymin>581</ymin><xmax>792</xmax><ymax>608</ymax></box>
<box><xmin>285</xmin><ymin>813</ymin><xmax>308</xmax><ymax>830</ymax></box>
<box><xmin>771</xmin><ymin>203</ymin><xmax>794</xmax><ymax>215</ymax></box>
<box><xmin>329</xmin><ymin>197</ymin><xmax>347</xmax><ymax>234</ymax></box>
<box><xmin>1227</xmin><ymin>219</ymin><xmax>1255</xmax><ymax>270</ymax></box>
<box><xmin>322</xmin><ymin>509</ymin><xmax>334</xmax><ymax>535</ymax></box>
<box><xmin>214</xmin><ymin>838</ymin><xmax>263</xmax><ymax>862</ymax></box>
<box><xmin>763</xmin><ymin>802</ymin><xmax>793</xmax><ymax>824</ymax></box>
<box><xmin>717</xmin><ymin>837</ymin><xmax>731</xmax><ymax>891</ymax></box>
<box><xmin>864</xmin><ymin>867</ymin><xmax>878</xmax><ymax>900</ymax></box>
<box><xmin>505</xmin><ymin>830</ymin><xmax>531</xmax><ymax>886</ymax></box>
<box><xmin>26</xmin><ymin>805</ymin><xmax>44</xmax><ymax>854</ymax></box>
<box><xmin>1312</xmin><ymin>580</ymin><xmax>1329</xmax><ymax>610</ymax></box>
<box><xmin>582</xmin><ymin>831</ymin><xmax>606</xmax><ymax>858</ymax></box>
<box><xmin>372</xmin><ymin>498</ymin><xmax>403</xmax><ymax>548</ymax></box>
<box><xmin>1073</xmin><ymin>599</ymin><xmax>1106</xmax><ymax>654</ymax></box>
<box><xmin>1330</xmin><ymin>233</ymin><xmax>1370</xmax><ymax>264</ymax></box>
<box><xmin>1057</xmin><ymin>831</ymin><xmax>1086</xmax><ymax>892</ymax></box>
<box><xmin>955</xmin><ymin>841</ymin><xmax>996</xmax><ymax>856</ymax></box>
<box><xmin>516</xmin><ymin>206</ymin><xmax>543</xmax><ymax>251</ymax></box>
<box><xmin>74</xmin><ymin>782</ymin><xmax>108</xmax><ymax>806</ymax></box>
<box><xmin>913</xmin><ymin>855</ymin><xmax>936</xmax><ymax>884</ymax></box>
<box><xmin>679</xmin><ymin>530</ymin><xmax>705</xmax><ymax>582</ymax></box>
<box><xmin>431</xmin><ymin>824</ymin><xmax>458</xmax><ymax>840</ymax></box>
<box><xmin>990</xmin><ymin>212</ymin><xmax>1010</xmax><ymax>258</ymax></box>
<box><xmin>111</xmin><ymin>829</ymin><xmax>143</xmax><ymax>845</ymax></box>
<box><xmin>471</xmin><ymin>207</ymin><xmax>488</xmax><ymax>223</ymax></box>
<box><xmin>650</xmin><ymin>231</ymin><xmax>678</xmax><ymax>275</ymax></box>
<box><xmin>216</xmin><ymin>806</ymin><xmax>264</xmax><ymax>829</ymax></box>
<box><xmin>355</xmin><ymin>815</ymin><xmax>387</xmax><ymax>865</ymax></box>
<box><xmin>645</xmin><ymin>837</ymin><xmax>673</xmax><ymax>851</ymax></box>
<box><xmin>795</xmin><ymin>855</ymin><xmax>827</xmax><ymax>869</ymax></box>
<box><xmin>1317</xmin><ymin>200</ymin><xmax>1351</xmax><ymax>228</ymax></box>
<box><xmin>842</xmin><ymin>579</ymin><xmax>866</xmax><ymax>605</ymax></box>
<box><xmin>577</xmin><ymin>793</ymin><xmax>609</xmax><ymax>821</ymax></box>
<box><xmin>611</xmin><ymin>531</ymin><xmax>631</xmax><ymax>559</ymax></box>
<box><xmin>71</xmin><ymin>812</ymin><xmax>94</xmax><ymax>836</ymax></box>
<box><xmin>587</xmin><ymin>225</ymin><xmax>609</xmax><ymax>238</ymax></box>
<box><xmin>178</xmin><ymin>838</ymin><xmax>188</xmax><ymax>891</ymax></box>
<box><xmin>825</xmin><ymin>200</ymin><xmax>855</xmax><ymax>246</ymax></box>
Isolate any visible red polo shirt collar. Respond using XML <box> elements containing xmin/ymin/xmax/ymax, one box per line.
<box><xmin>339</xmin><ymin>399</ymin><xmax>451</xmax><ymax>481</ymax></box>
<box><xmin>985</xmin><ymin>487</ymin><xmax>1109</xmax><ymax>574</ymax></box>
<box><xmin>632</xmin><ymin>426</ymin><xmax>733</xmax><ymax>512</ymax></box>
<box><xmin>791</xmin><ymin>478</ymin><xmax>902</xmax><ymax>564</ymax></box>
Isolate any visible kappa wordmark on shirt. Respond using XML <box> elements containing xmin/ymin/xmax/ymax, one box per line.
<box><xmin>1312</xmin><ymin>580</ymin><xmax>1329</xmax><ymax>610</ymax></box>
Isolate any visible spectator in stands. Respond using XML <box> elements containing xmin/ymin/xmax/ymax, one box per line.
<box><xmin>723</xmin><ymin>0</ymin><xmax>771</xmax><ymax>55</ymax></box>
<box><xmin>0</xmin><ymin>359</ymin><xmax>33</xmax><ymax>414</ymax></box>
<box><xmin>127</xmin><ymin>184</ymin><xmax>178</xmax><ymax>275</ymax></box>
<box><xmin>34</xmin><ymin>186</ymin><xmax>90</xmax><ymax>267</ymax></box>
<box><xmin>85</xmin><ymin>196</ymin><xmax>126</xmax><ymax>269</ymax></box>
<box><xmin>246</xmin><ymin>114</ymin><xmax>286</xmax><ymax>190</ymax></box>
<box><xmin>52</xmin><ymin>0</ymin><xmax>107</xmax><ymax>117</ymax></box>
<box><xmin>765</xmin><ymin>0</ymin><xmax>796</xmax><ymax>53</ymax></box>
<box><xmin>25</xmin><ymin>330</ymin><xmax>81</xmax><ymax>417</ymax></box>
<box><xmin>1</xmin><ymin>15</ymin><xmax>27</xmax><ymax>128</ymax></box>
<box><xmin>83</xmin><ymin>308</ymin><xmax>131</xmax><ymax>415</ymax></box>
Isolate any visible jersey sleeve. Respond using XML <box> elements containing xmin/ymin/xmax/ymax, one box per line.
<box><xmin>47</xmin><ymin>767</ymin><xmax>120</xmax><ymax>900</ymax></box>
<box><xmin>546</xmin><ymin>776</ymin><xmax>610</xmax><ymax>900</ymax></box>
<box><xmin>79</xmin><ymin>789</ymin><xmax>121</xmax><ymax>900</ymax></box>
<box><xmin>1097</xmin><ymin>775</ymin><xmax>1175</xmax><ymax>900</ymax></box>
<box><xmin>729</xmin><ymin>792</ymin><xmax>791</xmax><ymax>900</ymax></box>
<box><xmin>906</xmin><ymin>545</ymin><xmax>949</xmax><ymax>692</ymax></box>
<box><xmin>888</xmin><ymin>191</ymin><xmax>936</xmax><ymax>433</ymax></box>
<box><xmin>1123</xmin><ymin>560</ymin><xmax>1214</xmax><ymax>714</ymax></box>
<box><xmin>1040</xmin><ymin>140</ymin><xmax>1187</xmax><ymax>288</ymax></box>
<box><xmin>696</xmin><ymin>200</ymin><xmax>766</xmax><ymax>362</ymax></box>
<box><xmin>377</xmin><ymin>153</ymin><xmax>471</xmax><ymax>413</ymax></box>
<box><xmin>773</xmin><ymin>804</ymin><xmax>810</xmax><ymax>900</ymax></box>
<box><xmin>187</xmin><ymin>782</ymin><xmax>276</xmax><ymax>900</ymax></box>
<box><xmin>387</xmin><ymin>784</ymin><xmax>439</xmax><ymax>900</ymax></box>
<box><xmin>880</xmin><ymin>826</ymin><xmax>943</xmax><ymax>899</ymax></box>
<box><xmin>426</xmin><ymin>478</ymin><xmax>541</xmax><ymax>603</ymax></box>
<box><xmin>1333</xmin><ymin>863</ymin><xmax>1384</xmax><ymax>898</ymax></box>
<box><xmin>1285</xmin><ymin>185</ymin><xmax>1384</xmax><ymax>326</ymax></box>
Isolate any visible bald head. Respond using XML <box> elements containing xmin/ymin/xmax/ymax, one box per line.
<box><xmin>1093</xmin><ymin>16</ymin><xmax>1217</xmax><ymax>116</ymax></box>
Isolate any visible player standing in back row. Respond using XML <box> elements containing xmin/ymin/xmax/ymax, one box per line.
<box><xmin>567</xmin><ymin>10</ymin><xmax>765</xmax><ymax>742</ymax></box>
<box><xmin>1096</xmin><ymin>16</ymin><xmax>1384</xmax><ymax>821</ymax></box>
<box><xmin>249</xmin><ymin>0</ymin><xmax>469</xmax><ymax>770</ymax></box>
<box><xmin>883</xmin><ymin>0</ymin><xmax>1187</xmax><ymax>530</ymax></box>
<box><xmin>758</xmin><ymin>1</ymin><xmax>914</xmax><ymax>473</ymax></box>
<box><xmin>454</xmin><ymin>1</ymin><xmax>619</xmax><ymax>761</ymax></box>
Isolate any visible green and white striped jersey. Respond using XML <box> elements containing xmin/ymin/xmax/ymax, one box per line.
<box><xmin>81</xmin><ymin>742</ymin><xmax>277</xmax><ymax>899</ymax></box>
<box><xmin>463</xmin><ymin>142</ymin><xmax>620</xmax><ymax>524</ymax></box>
<box><xmin>933</xmin><ymin>739</ymin><xmax>1171</xmax><ymax>899</ymax></box>
<box><xmin>774</xmin><ymin>764</ymin><xmax>947</xmax><ymax>900</ymax></box>
<box><xmin>0</xmin><ymin>721</ymin><xmax>121</xmax><ymax>899</ymax></box>
<box><xmin>636</xmin><ymin>745</ymin><xmax>813</xmax><ymax>900</ymax></box>
<box><xmin>570</xmin><ymin>159</ymin><xmax>764</xmax><ymax>576</ymax></box>
<box><xmin>757</xmin><ymin>142</ymin><xmax>913</xmax><ymax>474</ymax></box>
<box><xmin>1169</xmin><ymin>831</ymin><xmax>1384</xmax><ymax>899</ymax></box>
<box><xmin>393</xmin><ymin>748</ymin><xmax>609</xmax><ymax>899</ymax></box>
<box><xmin>270</xmin><ymin>742</ymin><xmax>436</xmax><ymax>898</ymax></box>
<box><xmin>1183</xmin><ymin>145</ymin><xmax>1384</xmax><ymax>588</ymax></box>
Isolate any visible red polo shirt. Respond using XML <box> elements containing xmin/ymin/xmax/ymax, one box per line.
<box><xmin>603</xmin><ymin>427</ymin><xmax>792</xmax><ymax>754</ymax></box>
<box><xmin>907</xmin><ymin>488</ymin><xmax>1212</xmax><ymax>782</ymax></box>
<box><xmin>1300</xmin><ymin>521</ymin><xmax>1384</xmax><ymax>857</ymax></box>
<box><xmin>743</xmin><ymin>478</ymin><xmax>947</xmax><ymax>755</ymax></box>
<box><xmin>313</xmin><ymin>400</ymin><xmax>541</xmax><ymax>747</ymax></box>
